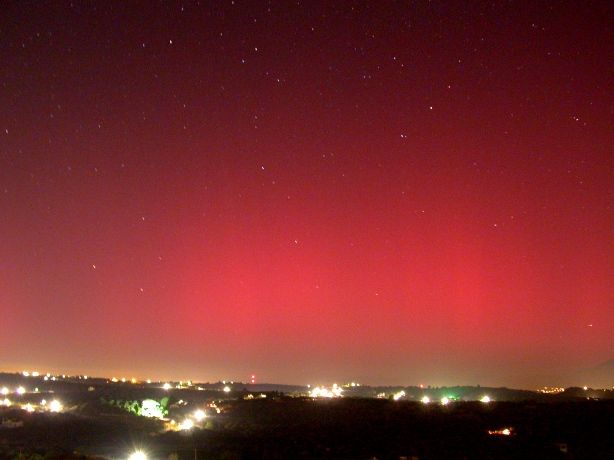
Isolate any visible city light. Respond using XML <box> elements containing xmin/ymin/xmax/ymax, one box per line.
<box><xmin>421</xmin><ymin>396</ymin><xmax>430</xmax><ymax>404</ymax></box>
<box><xmin>127</xmin><ymin>450</ymin><xmax>147</xmax><ymax>460</ymax></box>
<box><xmin>16</xmin><ymin>386</ymin><xmax>26</xmax><ymax>395</ymax></box>
<box><xmin>488</xmin><ymin>427</ymin><xmax>513</xmax><ymax>436</ymax></box>
<box><xmin>162</xmin><ymin>383</ymin><xmax>172</xmax><ymax>390</ymax></box>
<box><xmin>480</xmin><ymin>395</ymin><xmax>491</xmax><ymax>403</ymax></box>
<box><xmin>441</xmin><ymin>397</ymin><xmax>450</xmax><ymax>405</ymax></box>
<box><xmin>309</xmin><ymin>384</ymin><xmax>343</xmax><ymax>398</ymax></box>
<box><xmin>223</xmin><ymin>386</ymin><xmax>231</xmax><ymax>393</ymax></box>
<box><xmin>193</xmin><ymin>409</ymin><xmax>206</xmax><ymax>421</ymax></box>
<box><xmin>1</xmin><ymin>398</ymin><xmax>11</xmax><ymax>407</ymax></box>
<box><xmin>539</xmin><ymin>387</ymin><xmax>565</xmax><ymax>394</ymax></box>
<box><xmin>0</xmin><ymin>387</ymin><xmax>8</xmax><ymax>396</ymax></box>
<box><xmin>393</xmin><ymin>390</ymin><xmax>405</xmax><ymax>401</ymax></box>
<box><xmin>141</xmin><ymin>399</ymin><xmax>164</xmax><ymax>419</ymax></box>
<box><xmin>23</xmin><ymin>403</ymin><xmax>34</xmax><ymax>412</ymax></box>
<box><xmin>49</xmin><ymin>399</ymin><xmax>63</xmax><ymax>412</ymax></box>
<box><xmin>179</xmin><ymin>418</ymin><xmax>194</xmax><ymax>430</ymax></box>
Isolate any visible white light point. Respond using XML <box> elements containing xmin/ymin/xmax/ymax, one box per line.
<box><xmin>393</xmin><ymin>391</ymin><xmax>405</xmax><ymax>401</ymax></box>
<box><xmin>16</xmin><ymin>386</ymin><xmax>26</xmax><ymax>395</ymax></box>
<box><xmin>441</xmin><ymin>397</ymin><xmax>450</xmax><ymax>405</ymax></box>
<box><xmin>128</xmin><ymin>451</ymin><xmax>148</xmax><ymax>460</ymax></box>
<box><xmin>162</xmin><ymin>382</ymin><xmax>172</xmax><ymax>390</ymax></box>
<box><xmin>223</xmin><ymin>386</ymin><xmax>231</xmax><ymax>393</ymax></box>
<box><xmin>0</xmin><ymin>387</ymin><xmax>8</xmax><ymax>396</ymax></box>
<box><xmin>421</xmin><ymin>396</ymin><xmax>430</xmax><ymax>404</ymax></box>
<box><xmin>179</xmin><ymin>418</ymin><xmax>194</xmax><ymax>431</ymax></box>
<box><xmin>49</xmin><ymin>399</ymin><xmax>63</xmax><ymax>412</ymax></box>
<box><xmin>193</xmin><ymin>409</ymin><xmax>206</xmax><ymax>421</ymax></box>
<box><xmin>480</xmin><ymin>395</ymin><xmax>491</xmax><ymax>403</ymax></box>
<box><xmin>23</xmin><ymin>403</ymin><xmax>34</xmax><ymax>413</ymax></box>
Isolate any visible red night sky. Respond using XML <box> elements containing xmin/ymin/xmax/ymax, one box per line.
<box><xmin>1</xmin><ymin>1</ymin><xmax>612</xmax><ymax>388</ymax></box>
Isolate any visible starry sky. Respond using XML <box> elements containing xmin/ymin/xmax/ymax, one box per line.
<box><xmin>1</xmin><ymin>1</ymin><xmax>612</xmax><ymax>388</ymax></box>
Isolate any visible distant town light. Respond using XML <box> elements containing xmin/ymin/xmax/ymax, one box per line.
<box><xmin>16</xmin><ymin>386</ymin><xmax>26</xmax><ymax>395</ymax></box>
<box><xmin>421</xmin><ymin>396</ymin><xmax>430</xmax><ymax>404</ymax></box>
<box><xmin>1</xmin><ymin>398</ymin><xmax>11</xmax><ymax>407</ymax></box>
<box><xmin>0</xmin><ymin>387</ymin><xmax>8</xmax><ymax>396</ymax></box>
<box><xmin>193</xmin><ymin>409</ymin><xmax>206</xmax><ymax>421</ymax></box>
<box><xmin>583</xmin><ymin>386</ymin><xmax>588</xmax><ymax>391</ymax></box>
<box><xmin>179</xmin><ymin>418</ymin><xmax>194</xmax><ymax>430</ymax></box>
<box><xmin>22</xmin><ymin>371</ymin><xmax>30</xmax><ymax>377</ymax></box>
<box><xmin>23</xmin><ymin>403</ymin><xmax>34</xmax><ymax>412</ymax></box>
<box><xmin>223</xmin><ymin>386</ymin><xmax>231</xmax><ymax>393</ymax></box>
<box><xmin>310</xmin><ymin>385</ymin><xmax>343</xmax><ymax>398</ymax></box>
<box><xmin>49</xmin><ymin>399</ymin><xmax>63</xmax><ymax>412</ymax></box>
<box><xmin>141</xmin><ymin>399</ymin><xmax>164</xmax><ymax>419</ymax></box>
<box><xmin>488</xmin><ymin>427</ymin><xmax>513</xmax><ymax>436</ymax></box>
<box><xmin>127</xmin><ymin>450</ymin><xmax>147</xmax><ymax>460</ymax></box>
<box><xmin>393</xmin><ymin>391</ymin><xmax>405</xmax><ymax>401</ymax></box>
<box><xmin>441</xmin><ymin>397</ymin><xmax>450</xmax><ymax>405</ymax></box>
<box><xmin>162</xmin><ymin>383</ymin><xmax>172</xmax><ymax>390</ymax></box>
<box><xmin>480</xmin><ymin>395</ymin><xmax>491</xmax><ymax>403</ymax></box>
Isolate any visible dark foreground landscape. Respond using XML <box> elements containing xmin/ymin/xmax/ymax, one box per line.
<box><xmin>0</xmin><ymin>373</ymin><xmax>612</xmax><ymax>460</ymax></box>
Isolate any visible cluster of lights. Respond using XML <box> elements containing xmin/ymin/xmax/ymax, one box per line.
<box><xmin>178</xmin><ymin>418</ymin><xmax>194</xmax><ymax>430</ymax></box>
<box><xmin>49</xmin><ymin>399</ymin><xmax>63</xmax><ymax>412</ymax></box>
<box><xmin>168</xmin><ymin>408</ymin><xmax>208</xmax><ymax>432</ymax></box>
<box><xmin>2</xmin><ymin>398</ymin><xmax>64</xmax><ymax>414</ymax></box>
<box><xmin>538</xmin><ymin>387</ymin><xmax>565</xmax><ymax>394</ymax></box>
<box><xmin>488</xmin><ymin>427</ymin><xmax>512</xmax><ymax>436</ymax></box>
<box><xmin>22</xmin><ymin>371</ymin><xmax>41</xmax><ymax>377</ymax></box>
<box><xmin>393</xmin><ymin>391</ymin><xmax>405</xmax><ymax>401</ymax></box>
<box><xmin>421</xmin><ymin>396</ymin><xmax>430</xmax><ymax>404</ymax></box>
<box><xmin>480</xmin><ymin>395</ymin><xmax>491</xmax><ymax>403</ymax></box>
<box><xmin>310</xmin><ymin>384</ymin><xmax>343</xmax><ymax>398</ymax></box>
